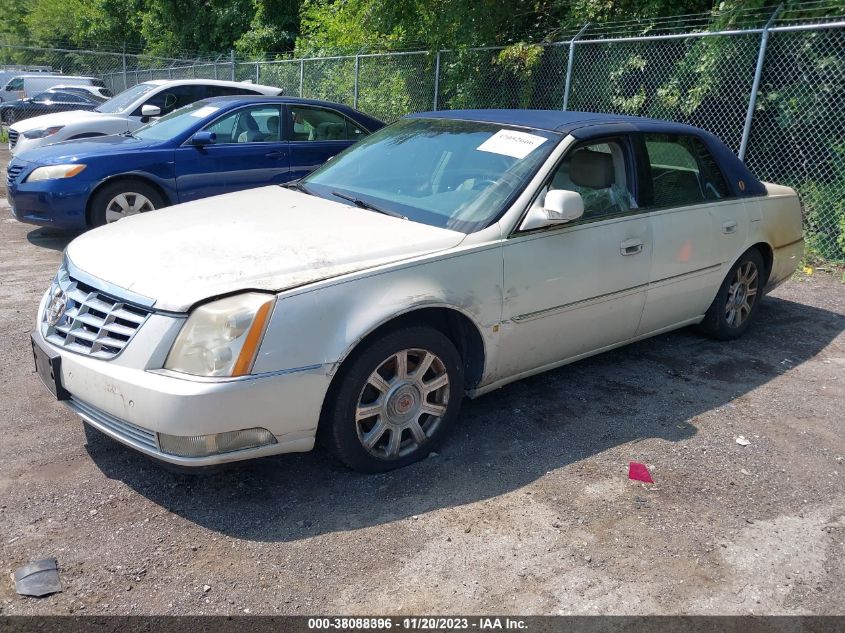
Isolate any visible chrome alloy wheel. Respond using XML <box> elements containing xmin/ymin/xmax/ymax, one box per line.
<box><xmin>104</xmin><ymin>192</ymin><xmax>156</xmax><ymax>223</ymax></box>
<box><xmin>725</xmin><ymin>261</ymin><xmax>759</xmax><ymax>327</ymax></box>
<box><xmin>355</xmin><ymin>348</ymin><xmax>450</xmax><ymax>459</ymax></box>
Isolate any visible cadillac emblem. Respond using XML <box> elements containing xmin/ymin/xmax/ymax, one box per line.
<box><xmin>46</xmin><ymin>287</ymin><xmax>68</xmax><ymax>326</ymax></box>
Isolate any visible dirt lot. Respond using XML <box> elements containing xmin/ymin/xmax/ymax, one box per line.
<box><xmin>1</xmin><ymin>146</ymin><xmax>844</xmax><ymax>616</ymax></box>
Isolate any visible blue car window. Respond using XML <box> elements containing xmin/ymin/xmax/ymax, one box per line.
<box><xmin>205</xmin><ymin>105</ymin><xmax>283</xmax><ymax>144</ymax></box>
<box><xmin>290</xmin><ymin>106</ymin><xmax>364</xmax><ymax>142</ymax></box>
<box><xmin>134</xmin><ymin>101</ymin><xmax>219</xmax><ymax>141</ymax></box>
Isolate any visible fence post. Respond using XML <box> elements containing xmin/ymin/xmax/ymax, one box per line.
<box><xmin>213</xmin><ymin>55</ymin><xmax>219</xmax><ymax>79</ymax></box>
<box><xmin>739</xmin><ymin>5</ymin><xmax>781</xmax><ymax>160</ymax></box>
<box><xmin>353</xmin><ymin>55</ymin><xmax>360</xmax><ymax>108</ymax></box>
<box><xmin>230</xmin><ymin>49</ymin><xmax>235</xmax><ymax>81</ymax></box>
<box><xmin>299</xmin><ymin>58</ymin><xmax>304</xmax><ymax>97</ymax></box>
<box><xmin>122</xmin><ymin>46</ymin><xmax>128</xmax><ymax>90</ymax></box>
<box><xmin>563</xmin><ymin>22</ymin><xmax>590</xmax><ymax>111</ymax></box>
<box><xmin>433</xmin><ymin>50</ymin><xmax>441</xmax><ymax>110</ymax></box>
<box><xmin>255</xmin><ymin>61</ymin><xmax>260</xmax><ymax>83</ymax></box>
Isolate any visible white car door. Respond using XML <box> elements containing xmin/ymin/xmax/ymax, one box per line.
<box><xmin>498</xmin><ymin>137</ymin><xmax>653</xmax><ymax>378</ymax></box>
<box><xmin>636</xmin><ymin>133</ymin><xmax>740</xmax><ymax>335</ymax></box>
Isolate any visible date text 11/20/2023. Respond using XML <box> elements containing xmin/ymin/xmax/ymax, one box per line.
<box><xmin>307</xmin><ymin>617</ymin><xmax>528</xmax><ymax>630</ymax></box>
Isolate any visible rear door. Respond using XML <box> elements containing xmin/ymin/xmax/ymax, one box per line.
<box><xmin>636</xmin><ymin>133</ymin><xmax>740</xmax><ymax>335</ymax></box>
<box><xmin>174</xmin><ymin>104</ymin><xmax>289</xmax><ymax>202</ymax></box>
<box><xmin>286</xmin><ymin>104</ymin><xmax>369</xmax><ymax>180</ymax></box>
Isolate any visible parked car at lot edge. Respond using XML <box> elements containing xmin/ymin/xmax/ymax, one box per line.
<box><xmin>0</xmin><ymin>68</ymin><xmax>56</xmax><ymax>102</ymax></box>
<box><xmin>6</xmin><ymin>96</ymin><xmax>383</xmax><ymax>229</ymax></box>
<box><xmin>8</xmin><ymin>79</ymin><xmax>283</xmax><ymax>155</ymax></box>
<box><xmin>31</xmin><ymin>110</ymin><xmax>803</xmax><ymax>472</ymax></box>
<box><xmin>0</xmin><ymin>88</ymin><xmax>103</xmax><ymax>124</ymax></box>
<box><xmin>51</xmin><ymin>84</ymin><xmax>113</xmax><ymax>100</ymax></box>
<box><xmin>2</xmin><ymin>74</ymin><xmax>104</xmax><ymax>102</ymax></box>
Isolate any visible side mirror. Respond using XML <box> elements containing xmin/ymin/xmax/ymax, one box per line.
<box><xmin>140</xmin><ymin>104</ymin><xmax>161</xmax><ymax>118</ymax></box>
<box><xmin>191</xmin><ymin>131</ymin><xmax>217</xmax><ymax>146</ymax></box>
<box><xmin>519</xmin><ymin>189</ymin><xmax>584</xmax><ymax>231</ymax></box>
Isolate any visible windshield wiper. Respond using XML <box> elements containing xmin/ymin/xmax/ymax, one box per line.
<box><xmin>119</xmin><ymin>130</ymin><xmax>136</xmax><ymax>138</ymax></box>
<box><xmin>283</xmin><ymin>180</ymin><xmax>312</xmax><ymax>195</ymax></box>
<box><xmin>330</xmin><ymin>191</ymin><xmax>407</xmax><ymax>220</ymax></box>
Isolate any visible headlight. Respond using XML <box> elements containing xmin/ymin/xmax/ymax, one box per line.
<box><xmin>22</xmin><ymin>126</ymin><xmax>64</xmax><ymax>139</ymax></box>
<box><xmin>26</xmin><ymin>164</ymin><xmax>87</xmax><ymax>182</ymax></box>
<box><xmin>164</xmin><ymin>293</ymin><xmax>275</xmax><ymax>377</ymax></box>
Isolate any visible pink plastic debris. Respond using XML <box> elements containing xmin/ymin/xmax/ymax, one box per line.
<box><xmin>628</xmin><ymin>461</ymin><xmax>654</xmax><ymax>483</ymax></box>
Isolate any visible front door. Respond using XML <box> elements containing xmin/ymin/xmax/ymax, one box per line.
<box><xmin>174</xmin><ymin>104</ymin><xmax>290</xmax><ymax>203</ymax></box>
<box><xmin>499</xmin><ymin>137</ymin><xmax>653</xmax><ymax>378</ymax></box>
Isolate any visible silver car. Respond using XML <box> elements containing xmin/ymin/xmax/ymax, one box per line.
<box><xmin>31</xmin><ymin>110</ymin><xmax>804</xmax><ymax>472</ymax></box>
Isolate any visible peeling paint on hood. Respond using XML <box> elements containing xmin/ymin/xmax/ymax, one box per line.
<box><xmin>66</xmin><ymin>186</ymin><xmax>466</xmax><ymax>312</ymax></box>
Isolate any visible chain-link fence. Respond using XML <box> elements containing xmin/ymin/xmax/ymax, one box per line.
<box><xmin>2</xmin><ymin>5</ymin><xmax>845</xmax><ymax>261</ymax></box>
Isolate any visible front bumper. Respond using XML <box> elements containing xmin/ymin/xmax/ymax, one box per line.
<box><xmin>7</xmin><ymin>165</ymin><xmax>92</xmax><ymax>230</ymax></box>
<box><xmin>33</xmin><ymin>295</ymin><xmax>332</xmax><ymax>466</ymax></box>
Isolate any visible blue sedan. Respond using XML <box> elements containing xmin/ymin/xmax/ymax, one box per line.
<box><xmin>6</xmin><ymin>96</ymin><xmax>383</xmax><ymax>229</ymax></box>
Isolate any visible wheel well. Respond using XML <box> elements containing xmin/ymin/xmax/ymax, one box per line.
<box><xmin>749</xmin><ymin>242</ymin><xmax>773</xmax><ymax>286</ymax></box>
<box><xmin>86</xmin><ymin>176</ymin><xmax>170</xmax><ymax>226</ymax></box>
<box><xmin>318</xmin><ymin>307</ymin><xmax>486</xmax><ymax>432</ymax></box>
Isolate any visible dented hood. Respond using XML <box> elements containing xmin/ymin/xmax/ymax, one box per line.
<box><xmin>66</xmin><ymin>186</ymin><xmax>465</xmax><ymax>312</ymax></box>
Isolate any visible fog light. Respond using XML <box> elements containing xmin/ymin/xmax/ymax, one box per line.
<box><xmin>158</xmin><ymin>428</ymin><xmax>277</xmax><ymax>458</ymax></box>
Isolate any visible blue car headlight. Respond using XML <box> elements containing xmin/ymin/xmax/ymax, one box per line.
<box><xmin>26</xmin><ymin>164</ymin><xmax>87</xmax><ymax>182</ymax></box>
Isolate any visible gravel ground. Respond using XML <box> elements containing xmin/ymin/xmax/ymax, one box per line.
<box><xmin>1</xmin><ymin>146</ymin><xmax>844</xmax><ymax>616</ymax></box>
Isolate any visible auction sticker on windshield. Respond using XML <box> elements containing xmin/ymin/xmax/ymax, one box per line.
<box><xmin>476</xmin><ymin>129</ymin><xmax>547</xmax><ymax>159</ymax></box>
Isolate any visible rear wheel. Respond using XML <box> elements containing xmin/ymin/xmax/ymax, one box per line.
<box><xmin>321</xmin><ymin>326</ymin><xmax>464</xmax><ymax>473</ymax></box>
<box><xmin>89</xmin><ymin>180</ymin><xmax>165</xmax><ymax>227</ymax></box>
<box><xmin>700</xmin><ymin>248</ymin><xmax>765</xmax><ymax>340</ymax></box>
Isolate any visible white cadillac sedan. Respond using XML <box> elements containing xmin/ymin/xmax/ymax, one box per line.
<box><xmin>31</xmin><ymin>110</ymin><xmax>804</xmax><ymax>472</ymax></box>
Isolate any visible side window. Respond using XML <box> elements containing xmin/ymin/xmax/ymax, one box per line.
<box><xmin>51</xmin><ymin>91</ymin><xmax>89</xmax><ymax>104</ymax></box>
<box><xmin>541</xmin><ymin>139</ymin><xmax>636</xmax><ymax>220</ymax></box>
<box><xmin>6</xmin><ymin>78</ymin><xmax>24</xmax><ymax>91</ymax></box>
<box><xmin>290</xmin><ymin>106</ymin><xmax>365</xmax><ymax>141</ymax></box>
<box><xmin>644</xmin><ymin>134</ymin><xmax>730</xmax><ymax>207</ymax></box>
<box><xmin>206</xmin><ymin>85</ymin><xmax>263</xmax><ymax>97</ymax></box>
<box><xmin>204</xmin><ymin>105</ymin><xmax>282</xmax><ymax>144</ymax></box>
<box><xmin>138</xmin><ymin>85</ymin><xmax>207</xmax><ymax>116</ymax></box>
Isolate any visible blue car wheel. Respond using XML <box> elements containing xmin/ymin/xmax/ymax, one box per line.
<box><xmin>89</xmin><ymin>180</ymin><xmax>166</xmax><ymax>227</ymax></box>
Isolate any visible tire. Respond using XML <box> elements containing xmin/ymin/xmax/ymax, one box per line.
<box><xmin>699</xmin><ymin>248</ymin><xmax>765</xmax><ymax>340</ymax></box>
<box><xmin>321</xmin><ymin>325</ymin><xmax>464</xmax><ymax>473</ymax></box>
<box><xmin>89</xmin><ymin>179</ymin><xmax>165</xmax><ymax>227</ymax></box>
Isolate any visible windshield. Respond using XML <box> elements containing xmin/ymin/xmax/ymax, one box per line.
<box><xmin>96</xmin><ymin>82</ymin><xmax>158</xmax><ymax>113</ymax></box>
<box><xmin>302</xmin><ymin>118</ymin><xmax>559</xmax><ymax>233</ymax></box>
<box><xmin>133</xmin><ymin>100</ymin><xmax>220</xmax><ymax>141</ymax></box>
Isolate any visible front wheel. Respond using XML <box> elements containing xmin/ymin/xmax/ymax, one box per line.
<box><xmin>321</xmin><ymin>326</ymin><xmax>464</xmax><ymax>473</ymax></box>
<box><xmin>89</xmin><ymin>180</ymin><xmax>165</xmax><ymax>227</ymax></box>
<box><xmin>700</xmin><ymin>248</ymin><xmax>765</xmax><ymax>340</ymax></box>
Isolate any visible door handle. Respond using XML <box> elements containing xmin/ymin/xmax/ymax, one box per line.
<box><xmin>620</xmin><ymin>238</ymin><xmax>644</xmax><ymax>256</ymax></box>
<box><xmin>722</xmin><ymin>220</ymin><xmax>738</xmax><ymax>234</ymax></box>
<box><xmin>265</xmin><ymin>150</ymin><xmax>286</xmax><ymax>159</ymax></box>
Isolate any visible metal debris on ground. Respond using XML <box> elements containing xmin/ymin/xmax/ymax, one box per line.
<box><xmin>13</xmin><ymin>558</ymin><xmax>62</xmax><ymax>597</ymax></box>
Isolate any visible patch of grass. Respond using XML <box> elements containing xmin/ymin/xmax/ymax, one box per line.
<box><xmin>0</xmin><ymin>127</ymin><xmax>7</xmax><ymax>144</ymax></box>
